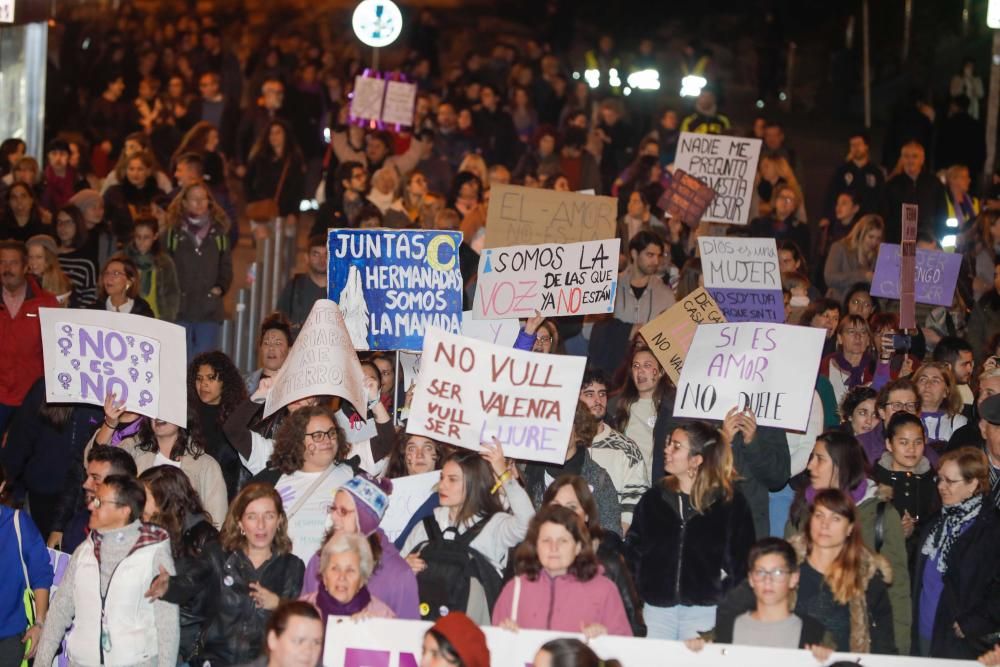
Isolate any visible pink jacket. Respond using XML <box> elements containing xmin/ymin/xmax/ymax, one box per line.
<box><xmin>491</xmin><ymin>571</ymin><xmax>632</xmax><ymax>636</ymax></box>
<box><xmin>299</xmin><ymin>590</ymin><xmax>396</xmax><ymax>620</ymax></box>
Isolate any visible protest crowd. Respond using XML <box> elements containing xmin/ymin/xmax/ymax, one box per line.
<box><xmin>4</xmin><ymin>2</ymin><xmax>1000</xmax><ymax>667</ymax></box>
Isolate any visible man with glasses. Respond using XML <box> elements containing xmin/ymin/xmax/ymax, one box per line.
<box><xmin>35</xmin><ymin>475</ymin><xmax>178</xmax><ymax>667</ymax></box>
<box><xmin>0</xmin><ymin>241</ymin><xmax>58</xmax><ymax>434</ymax></box>
<box><xmin>276</xmin><ymin>235</ymin><xmax>328</xmax><ymax>333</ymax></box>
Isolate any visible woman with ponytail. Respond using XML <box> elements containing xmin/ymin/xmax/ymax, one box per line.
<box><xmin>624</xmin><ymin>421</ymin><xmax>755</xmax><ymax>640</ymax></box>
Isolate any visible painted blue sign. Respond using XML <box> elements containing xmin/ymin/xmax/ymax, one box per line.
<box><xmin>328</xmin><ymin>229</ymin><xmax>463</xmax><ymax>351</ymax></box>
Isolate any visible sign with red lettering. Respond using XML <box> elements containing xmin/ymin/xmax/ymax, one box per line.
<box><xmin>673</xmin><ymin>322</ymin><xmax>825</xmax><ymax>431</ymax></box>
<box><xmin>406</xmin><ymin>327</ymin><xmax>586</xmax><ymax>464</ymax></box>
<box><xmin>472</xmin><ymin>238</ymin><xmax>620</xmax><ymax>319</ymax></box>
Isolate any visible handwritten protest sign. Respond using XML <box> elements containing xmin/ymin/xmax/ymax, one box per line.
<box><xmin>379</xmin><ymin>471</ymin><xmax>439</xmax><ymax>542</ymax></box>
<box><xmin>407</xmin><ymin>327</ymin><xmax>586</xmax><ymax>464</ymax></box>
<box><xmin>658</xmin><ymin>169</ymin><xmax>716</xmax><ymax>226</ymax></box>
<box><xmin>461</xmin><ymin>311</ymin><xmax>520</xmax><ymax>347</ymax></box>
<box><xmin>640</xmin><ymin>287</ymin><xmax>726</xmax><ymax>383</ymax></box>
<box><xmin>698</xmin><ymin>236</ymin><xmax>783</xmax><ymax>322</ymax></box>
<box><xmin>473</xmin><ymin>238</ymin><xmax>620</xmax><ymax>319</ymax></box>
<box><xmin>328</xmin><ymin>229</ymin><xmax>463</xmax><ymax>351</ymax></box>
<box><xmin>263</xmin><ymin>300</ymin><xmax>367</xmax><ymax>418</ymax></box>
<box><xmin>484</xmin><ymin>184</ymin><xmax>617</xmax><ymax>249</ymax></box>
<box><xmin>674</xmin><ymin>323</ymin><xmax>825</xmax><ymax>431</ymax></box>
<box><xmin>39</xmin><ymin>308</ymin><xmax>187</xmax><ymax>426</ymax></box>
<box><xmin>381</xmin><ymin>80</ymin><xmax>418</xmax><ymax>126</ymax></box>
<box><xmin>674</xmin><ymin>132</ymin><xmax>761</xmax><ymax>225</ymax></box>
<box><xmin>870</xmin><ymin>243</ymin><xmax>961</xmax><ymax>309</ymax></box>
<box><xmin>350</xmin><ymin>75</ymin><xmax>386</xmax><ymax>122</ymax></box>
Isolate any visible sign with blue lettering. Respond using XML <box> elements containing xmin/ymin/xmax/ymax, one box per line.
<box><xmin>327</xmin><ymin>229</ymin><xmax>464</xmax><ymax>351</ymax></box>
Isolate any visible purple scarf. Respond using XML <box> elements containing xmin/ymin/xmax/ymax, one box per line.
<box><xmin>111</xmin><ymin>417</ymin><xmax>145</xmax><ymax>447</ymax></box>
<box><xmin>316</xmin><ymin>584</ymin><xmax>371</xmax><ymax>623</ymax></box>
<box><xmin>833</xmin><ymin>351</ymin><xmax>873</xmax><ymax>388</ymax></box>
<box><xmin>805</xmin><ymin>478</ymin><xmax>868</xmax><ymax>505</ymax></box>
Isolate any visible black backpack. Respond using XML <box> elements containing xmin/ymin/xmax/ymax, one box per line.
<box><xmin>414</xmin><ymin>516</ymin><xmax>504</xmax><ymax>620</ymax></box>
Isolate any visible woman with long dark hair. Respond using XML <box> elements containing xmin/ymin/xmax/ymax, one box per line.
<box><xmin>189</xmin><ymin>351</ymin><xmax>248</xmax><ymax>500</ymax></box>
<box><xmin>625</xmin><ymin>421</ymin><xmax>755</xmax><ymax>640</ymax></box>
<box><xmin>244</xmin><ymin>119</ymin><xmax>305</xmax><ymax>230</ymax></box>
<box><xmin>140</xmin><ymin>465</ymin><xmax>223</xmax><ymax>663</ymax></box>
<box><xmin>533</xmin><ymin>638</ymin><xmax>623</xmax><ymax>667</ymax></box>
<box><xmin>0</xmin><ymin>181</ymin><xmax>50</xmax><ymax>241</ymax></box>
<box><xmin>53</xmin><ymin>204</ymin><xmax>99</xmax><ymax>308</ymax></box>
<box><xmin>610</xmin><ymin>347</ymin><xmax>673</xmax><ymax>478</ymax></box>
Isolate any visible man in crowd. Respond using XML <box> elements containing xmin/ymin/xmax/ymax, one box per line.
<box><xmin>820</xmin><ymin>131</ymin><xmax>885</xmax><ymax>223</ymax></box>
<box><xmin>35</xmin><ymin>475</ymin><xmax>177</xmax><ymax>667</ymax></box>
<box><xmin>276</xmin><ymin>234</ymin><xmax>328</xmax><ymax>333</ymax></box>
<box><xmin>0</xmin><ymin>241</ymin><xmax>58</xmax><ymax>433</ymax></box>
<box><xmin>934</xmin><ymin>336</ymin><xmax>977</xmax><ymax>418</ymax></box>
<box><xmin>39</xmin><ymin>138</ymin><xmax>87</xmax><ymax>211</ymax></box>
<box><xmin>578</xmin><ymin>368</ymin><xmax>650</xmax><ymax>531</ymax></box>
<box><xmin>186</xmin><ymin>71</ymin><xmax>239</xmax><ymax>155</ymax></box>
<box><xmin>475</xmin><ymin>84</ymin><xmax>519</xmax><ymax>169</ymax></box>
<box><xmin>236</xmin><ymin>77</ymin><xmax>287</xmax><ymax>171</ymax></box>
<box><xmin>883</xmin><ymin>140</ymin><xmax>945</xmax><ymax>243</ymax></box>
<box><xmin>975</xmin><ymin>393</ymin><xmax>1000</xmax><ymax>508</ymax></box>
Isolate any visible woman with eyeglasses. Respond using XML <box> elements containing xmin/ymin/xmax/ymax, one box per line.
<box><xmin>819</xmin><ymin>314</ymin><xmax>875</xmax><ymax>407</ymax></box>
<box><xmin>245</xmin><ymin>405</ymin><xmax>355</xmax><ymax>562</ymax></box>
<box><xmin>624</xmin><ymin>422</ymin><xmax>755</xmax><ymax>640</ymax></box>
<box><xmin>913</xmin><ymin>362</ymin><xmax>968</xmax><ymax>451</ymax></box>
<box><xmin>89</xmin><ymin>255</ymin><xmax>155</xmax><ymax>316</ymax></box>
<box><xmin>858</xmin><ymin>377</ymin><xmax>923</xmax><ymax>465</ymax></box>
<box><xmin>912</xmin><ymin>447</ymin><xmax>1000</xmax><ymax>658</ymax></box>
<box><xmin>301</xmin><ymin>473</ymin><xmax>419</xmax><ymax>619</ymax></box>
<box><xmin>89</xmin><ymin>391</ymin><xmax>228</xmax><ymax>528</ymax></box>
<box><xmin>193</xmin><ymin>483</ymin><xmax>304</xmax><ymax>666</ymax></box>
<box><xmin>786</xmin><ymin>431</ymin><xmax>911</xmax><ymax>653</ymax></box>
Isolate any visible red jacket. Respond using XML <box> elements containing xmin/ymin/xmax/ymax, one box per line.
<box><xmin>0</xmin><ymin>276</ymin><xmax>58</xmax><ymax>406</ymax></box>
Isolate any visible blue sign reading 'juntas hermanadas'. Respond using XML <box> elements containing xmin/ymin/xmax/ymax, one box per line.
<box><xmin>327</xmin><ymin>229</ymin><xmax>464</xmax><ymax>351</ymax></box>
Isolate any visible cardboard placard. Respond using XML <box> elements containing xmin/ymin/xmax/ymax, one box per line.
<box><xmin>640</xmin><ymin>287</ymin><xmax>726</xmax><ymax>383</ymax></box>
<box><xmin>39</xmin><ymin>308</ymin><xmax>187</xmax><ymax>427</ymax></box>
<box><xmin>698</xmin><ymin>236</ymin><xmax>783</xmax><ymax>322</ymax></box>
<box><xmin>473</xmin><ymin>239</ymin><xmax>620</xmax><ymax>319</ymax></box>
<box><xmin>673</xmin><ymin>132</ymin><xmax>762</xmax><ymax>225</ymax></box>
<box><xmin>406</xmin><ymin>327</ymin><xmax>586</xmax><ymax>465</ymax></box>
<box><xmin>381</xmin><ymin>80</ymin><xmax>418</xmax><ymax>126</ymax></box>
<box><xmin>658</xmin><ymin>168</ymin><xmax>716</xmax><ymax>226</ymax></box>
<box><xmin>263</xmin><ymin>300</ymin><xmax>367</xmax><ymax>418</ymax></box>
<box><xmin>674</xmin><ymin>322</ymin><xmax>826</xmax><ymax>432</ymax></box>
<box><xmin>327</xmin><ymin>229</ymin><xmax>464</xmax><ymax>351</ymax></box>
<box><xmin>350</xmin><ymin>75</ymin><xmax>386</xmax><ymax>122</ymax></box>
<box><xmin>870</xmin><ymin>243</ymin><xmax>962</xmax><ymax>308</ymax></box>
<box><xmin>484</xmin><ymin>184</ymin><xmax>617</xmax><ymax>249</ymax></box>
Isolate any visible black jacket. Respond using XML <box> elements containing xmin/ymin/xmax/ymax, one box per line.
<box><xmin>162</xmin><ymin>516</ymin><xmax>225</xmax><ymax>661</ymax></box>
<box><xmin>624</xmin><ymin>484</ymin><xmax>755</xmax><ymax>608</ymax></box>
<box><xmin>597</xmin><ymin>532</ymin><xmax>646</xmax><ymax>637</ymax></box>
<box><xmin>88</xmin><ymin>295</ymin><xmax>155</xmax><ymax>317</ymax></box>
<box><xmin>197</xmin><ymin>549</ymin><xmax>305</xmax><ymax>666</ymax></box>
<box><xmin>912</xmin><ymin>504</ymin><xmax>1000</xmax><ymax>659</ymax></box>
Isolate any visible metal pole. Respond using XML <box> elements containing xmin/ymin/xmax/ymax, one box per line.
<box><xmin>246</xmin><ymin>264</ymin><xmax>261</xmax><ymax>372</ymax></box>
<box><xmin>271</xmin><ymin>216</ymin><xmax>284</xmax><ymax>313</ymax></box>
<box><xmin>863</xmin><ymin>0</ymin><xmax>872</xmax><ymax>129</ymax></box>
<box><xmin>220</xmin><ymin>317</ymin><xmax>232</xmax><ymax>357</ymax></box>
<box><xmin>984</xmin><ymin>31</ymin><xmax>1000</xmax><ymax>189</ymax></box>
<box><xmin>902</xmin><ymin>0</ymin><xmax>912</xmax><ymax>63</ymax></box>
<box><xmin>373</xmin><ymin>47</ymin><xmax>380</xmax><ymax>71</ymax></box>
<box><xmin>259</xmin><ymin>233</ymin><xmax>274</xmax><ymax>322</ymax></box>
<box><xmin>234</xmin><ymin>288</ymin><xmax>248</xmax><ymax>374</ymax></box>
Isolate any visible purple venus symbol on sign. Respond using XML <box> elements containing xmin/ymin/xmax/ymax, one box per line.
<box><xmin>61</xmin><ymin>324</ymin><xmax>73</xmax><ymax>336</ymax></box>
<box><xmin>71</xmin><ymin>359</ymin><xmax>81</xmax><ymax>370</ymax></box>
<box><xmin>130</xmin><ymin>354</ymin><xmax>139</xmax><ymax>367</ymax></box>
<box><xmin>145</xmin><ymin>371</ymin><xmax>154</xmax><ymax>384</ymax></box>
<box><xmin>139</xmin><ymin>390</ymin><xmax>153</xmax><ymax>407</ymax></box>
<box><xmin>57</xmin><ymin>338</ymin><xmax>72</xmax><ymax>356</ymax></box>
<box><xmin>57</xmin><ymin>372</ymin><xmax>71</xmax><ymax>389</ymax></box>
<box><xmin>126</xmin><ymin>335</ymin><xmax>135</xmax><ymax>348</ymax></box>
<box><xmin>139</xmin><ymin>341</ymin><xmax>154</xmax><ymax>362</ymax></box>
<box><xmin>128</xmin><ymin>367</ymin><xmax>139</xmax><ymax>382</ymax></box>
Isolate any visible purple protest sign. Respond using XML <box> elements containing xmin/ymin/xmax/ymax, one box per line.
<box><xmin>707</xmin><ymin>288</ymin><xmax>784</xmax><ymax>323</ymax></box>
<box><xmin>870</xmin><ymin>244</ymin><xmax>962</xmax><ymax>307</ymax></box>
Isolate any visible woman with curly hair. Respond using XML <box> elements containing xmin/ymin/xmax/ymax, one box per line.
<box><xmin>190</xmin><ymin>351</ymin><xmax>249</xmax><ymax>500</ymax></box>
<box><xmin>248</xmin><ymin>405</ymin><xmax>355</xmax><ymax>561</ymax></box>
<box><xmin>163</xmin><ymin>182</ymin><xmax>233</xmax><ymax>360</ymax></box>
<box><xmin>492</xmin><ymin>505</ymin><xmax>631</xmax><ymax>636</ymax></box>
<box><xmin>194</xmin><ymin>483</ymin><xmax>304</xmax><ymax>666</ymax></box>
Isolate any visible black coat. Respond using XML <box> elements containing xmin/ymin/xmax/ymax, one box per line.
<box><xmin>912</xmin><ymin>504</ymin><xmax>1000</xmax><ymax>659</ymax></box>
<box><xmin>197</xmin><ymin>549</ymin><xmax>305</xmax><ymax>666</ymax></box>
<box><xmin>624</xmin><ymin>484</ymin><xmax>755</xmax><ymax>608</ymax></box>
<box><xmin>597</xmin><ymin>532</ymin><xmax>646</xmax><ymax>636</ymax></box>
<box><xmin>162</xmin><ymin>516</ymin><xmax>225</xmax><ymax>661</ymax></box>
<box><xmin>88</xmin><ymin>295</ymin><xmax>155</xmax><ymax>317</ymax></box>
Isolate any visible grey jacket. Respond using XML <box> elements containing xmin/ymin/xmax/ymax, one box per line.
<box><xmin>613</xmin><ymin>265</ymin><xmax>676</xmax><ymax>325</ymax></box>
<box><xmin>165</xmin><ymin>223</ymin><xmax>233</xmax><ymax>322</ymax></box>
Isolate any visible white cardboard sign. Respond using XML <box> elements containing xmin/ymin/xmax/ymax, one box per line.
<box><xmin>674</xmin><ymin>132</ymin><xmax>762</xmax><ymax>225</ymax></box>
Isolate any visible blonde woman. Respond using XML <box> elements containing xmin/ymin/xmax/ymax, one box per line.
<box><xmin>457</xmin><ymin>154</ymin><xmax>489</xmax><ymax>190</ymax></box>
<box><xmin>912</xmin><ymin>362</ymin><xmax>967</xmax><ymax>446</ymax></box>
<box><xmin>824</xmin><ymin>214</ymin><xmax>885</xmax><ymax>301</ymax></box>
<box><xmin>25</xmin><ymin>235</ymin><xmax>72</xmax><ymax>305</ymax></box>
<box><xmin>754</xmin><ymin>155</ymin><xmax>806</xmax><ymax>219</ymax></box>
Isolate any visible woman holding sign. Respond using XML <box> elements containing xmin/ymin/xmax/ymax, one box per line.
<box><xmin>624</xmin><ymin>421</ymin><xmax>755</xmax><ymax>640</ymax></box>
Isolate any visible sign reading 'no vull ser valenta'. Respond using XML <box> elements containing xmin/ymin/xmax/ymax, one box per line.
<box><xmin>327</xmin><ymin>229</ymin><xmax>463</xmax><ymax>352</ymax></box>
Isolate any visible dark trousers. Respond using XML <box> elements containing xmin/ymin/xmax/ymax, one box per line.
<box><xmin>0</xmin><ymin>634</ymin><xmax>25</xmax><ymax>667</ymax></box>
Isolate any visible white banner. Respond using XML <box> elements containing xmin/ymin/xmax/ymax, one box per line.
<box><xmin>323</xmin><ymin>617</ymin><xmax>964</xmax><ymax>667</ymax></box>
<box><xmin>460</xmin><ymin>311</ymin><xmax>520</xmax><ymax>347</ymax></box>
<box><xmin>406</xmin><ymin>327</ymin><xmax>585</xmax><ymax>464</ymax></box>
<box><xmin>674</xmin><ymin>132</ymin><xmax>762</xmax><ymax>225</ymax></box>
<box><xmin>264</xmin><ymin>300</ymin><xmax>367</xmax><ymax>418</ymax></box>
<box><xmin>39</xmin><ymin>308</ymin><xmax>187</xmax><ymax>427</ymax></box>
<box><xmin>379</xmin><ymin>471</ymin><xmax>439</xmax><ymax>542</ymax></box>
<box><xmin>674</xmin><ymin>323</ymin><xmax>826</xmax><ymax>432</ymax></box>
<box><xmin>473</xmin><ymin>238</ymin><xmax>620</xmax><ymax>319</ymax></box>
<box><xmin>382</xmin><ymin>80</ymin><xmax>418</xmax><ymax>126</ymax></box>
<box><xmin>350</xmin><ymin>75</ymin><xmax>386</xmax><ymax>122</ymax></box>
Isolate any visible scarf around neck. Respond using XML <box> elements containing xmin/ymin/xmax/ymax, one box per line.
<box><xmin>805</xmin><ymin>478</ymin><xmax>868</xmax><ymax>506</ymax></box>
<box><xmin>922</xmin><ymin>494</ymin><xmax>982</xmax><ymax>573</ymax></box>
<box><xmin>316</xmin><ymin>583</ymin><xmax>371</xmax><ymax>621</ymax></box>
<box><xmin>833</xmin><ymin>350</ymin><xmax>872</xmax><ymax>388</ymax></box>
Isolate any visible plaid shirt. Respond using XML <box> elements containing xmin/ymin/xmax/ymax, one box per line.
<box><xmin>92</xmin><ymin>522</ymin><xmax>169</xmax><ymax>563</ymax></box>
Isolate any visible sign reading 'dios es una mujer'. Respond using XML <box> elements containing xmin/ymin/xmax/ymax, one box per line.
<box><xmin>39</xmin><ymin>308</ymin><xmax>187</xmax><ymax>426</ymax></box>
<box><xmin>674</xmin><ymin>322</ymin><xmax>825</xmax><ymax>432</ymax></box>
<box><xmin>327</xmin><ymin>229</ymin><xmax>463</xmax><ymax>351</ymax></box>
<box><xmin>473</xmin><ymin>238</ymin><xmax>620</xmax><ymax>319</ymax></box>
<box><xmin>698</xmin><ymin>236</ymin><xmax>784</xmax><ymax>323</ymax></box>
<box><xmin>407</xmin><ymin>327</ymin><xmax>586</xmax><ymax>464</ymax></box>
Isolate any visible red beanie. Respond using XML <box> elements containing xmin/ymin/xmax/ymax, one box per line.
<box><xmin>429</xmin><ymin>612</ymin><xmax>490</xmax><ymax>667</ymax></box>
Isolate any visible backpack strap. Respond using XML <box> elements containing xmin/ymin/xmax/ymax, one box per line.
<box><xmin>453</xmin><ymin>515</ymin><xmax>492</xmax><ymax>548</ymax></box>
<box><xmin>874</xmin><ymin>501</ymin><xmax>887</xmax><ymax>553</ymax></box>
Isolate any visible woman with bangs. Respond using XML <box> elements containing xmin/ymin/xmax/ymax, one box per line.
<box><xmin>912</xmin><ymin>362</ymin><xmax>968</xmax><ymax>450</ymax></box>
<box><xmin>819</xmin><ymin>314</ymin><xmax>876</xmax><ymax>406</ymax></box>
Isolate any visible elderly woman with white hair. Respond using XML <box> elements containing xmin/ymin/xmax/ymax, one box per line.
<box><xmin>300</xmin><ymin>532</ymin><xmax>395</xmax><ymax>626</ymax></box>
